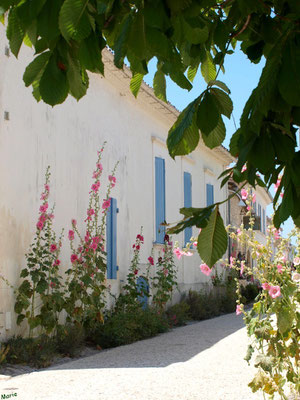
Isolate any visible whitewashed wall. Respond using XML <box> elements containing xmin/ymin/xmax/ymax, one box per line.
<box><xmin>0</xmin><ymin>26</ymin><xmax>233</xmax><ymax>338</ymax></box>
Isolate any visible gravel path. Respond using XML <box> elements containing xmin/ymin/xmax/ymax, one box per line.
<box><xmin>0</xmin><ymin>313</ymin><xmax>262</xmax><ymax>400</ymax></box>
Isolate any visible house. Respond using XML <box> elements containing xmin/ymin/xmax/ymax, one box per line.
<box><xmin>0</xmin><ymin>26</ymin><xmax>234</xmax><ymax>339</ymax></box>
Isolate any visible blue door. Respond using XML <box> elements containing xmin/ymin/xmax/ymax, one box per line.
<box><xmin>137</xmin><ymin>276</ymin><xmax>149</xmax><ymax>310</ymax></box>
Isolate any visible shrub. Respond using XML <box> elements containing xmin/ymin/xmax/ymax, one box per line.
<box><xmin>186</xmin><ymin>290</ymin><xmax>221</xmax><ymax>320</ymax></box>
<box><xmin>166</xmin><ymin>301</ymin><xmax>191</xmax><ymax>326</ymax></box>
<box><xmin>241</xmin><ymin>283</ymin><xmax>260</xmax><ymax>303</ymax></box>
<box><xmin>90</xmin><ymin>306</ymin><xmax>169</xmax><ymax>348</ymax></box>
<box><xmin>4</xmin><ymin>335</ymin><xmax>56</xmax><ymax>368</ymax></box>
<box><xmin>55</xmin><ymin>323</ymin><xmax>85</xmax><ymax>357</ymax></box>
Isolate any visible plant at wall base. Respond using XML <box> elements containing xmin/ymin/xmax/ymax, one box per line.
<box><xmin>226</xmin><ymin>191</ymin><xmax>300</xmax><ymax>399</ymax></box>
<box><xmin>14</xmin><ymin>167</ymin><xmax>65</xmax><ymax>336</ymax></box>
<box><xmin>64</xmin><ymin>144</ymin><xmax>118</xmax><ymax>328</ymax></box>
<box><xmin>152</xmin><ymin>235</ymin><xmax>178</xmax><ymax>311</ymax></box>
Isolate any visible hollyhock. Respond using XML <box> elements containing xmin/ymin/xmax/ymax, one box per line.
<box><xmin>268</xmin><ymin>285</ymin><xmax>281</xmax><ymax>299</ymax></box>
<box><xmin>91</xmin><ymin>181</ymin><xmax>100</xmax><ymax>192</ymax></box>
<box><xmin>230</xmin><ymin>256</ymin><xmax>235</xmax><ymax>268</ymax></box>
<box><xmin>36</xmin><ymin>221</ymin><xmax>44</xmax><ymax>230</ymax></box>
<box><xmin>241</xmin><ymin>189</ymin><xmax>248</xmax><ymax>200</ymax></box>
<box><xmin>50</xmin><ymin>244</ymin><xmax>57</xmax><ymax>253</ymax></box>
<box><xmin>277</xmin><ymin>264</ymin><xmax>283</xmax><ymax>274</ymax></box>
<box><xmin>68</xmin><ymin>230</ymin><xmax>75</xmax><ymax>241</ymax></box>
<box><xmin>136</xmin><ymin>245</ymin><xmax>140</xmax><ymax>250</ymax></box>
<box><xmin>39</xmin><ymin>214</ymin><xmax>47</xmax><ymax>223</ymax></box>
<box><xmin>236</xmin><ymin>305</ymin><xmax>242</xmax><ymax>315</ymax></box>
<box><xmin>292</xmin><ymin>272</ymin><xmax>300</xmax><ymax>282</ymax></box>
<box><xmin>262</xmin><ymin>282</ymin><xmax>271</xmax><ymax>291</ymax></box>
<box><xmin>48</xmin><ymin>213</ymin><xmax>54</xmax><ymax>220</ymax></box>
<box><xmin>71</xmin><ymin>254</ymin><xmax>78</xmax><ymax>263</ymax></box>
<box><xmin>237</xmin><ymin>228</ymin><xmax>241</xmax><ymax>235</ymax></box>
<box><xmin>163</xmin><ymin>268</ymin><xmax>169</xmax><ymax>276</ymax></box>
<box><xmin>182</xmin><ymin>251</ymin><xmax>193</xmax><ymax>257</ymax></box>
<box><xmin>200</xmin><ymin>263</ymin><xmax>212</xmax><ymax>276</ymax></box>
<box><xmin>92</xmin><ymin>170</ymin><xmax>100</xmax><ymax>179</ymax></box>
<box><xmin>53</xmin><ymin>259</ymin><xmax>60</xmax><ymax>266</ymax></box>
<box><xmin>247</xmin><ymin>206</ymin><xmax>251</xmax><ymax>211</ymax></box>
<box><xmin>193</xmin><ymin>241</ymin><xmax>198</xmax><ymax>247</ymax></box>
<box><xmin>148</xmin><ymin>256</ymin><xmax>154</xmax><ymax>265</ymax></box>
<box><xmin>40</xmin><ymin>192</ymin><xmax>47</xmax><ymax>200</ymax></box>
<box><xmin>293</xmin><ymin>256</ymin><xmax>300</xmax><ymax>266</ymax></box>
<box><xmin>85</xmin><ymin>231</ymin><xmax>90</xmax><ymax>243</ymax></box>
<box><xmin>274</xmin><ymin>229</ymin><xmax>281</xmax><ymax>240</ymax></box>
<box><xmin>109</xmin><ymin>175</ymin><xmax>116</xmax><ymax>187</ymax></box>
<box><xmin>40</xmin><ymin>203</ymin><xmax>49</xmax><ymax>213</ymax></box>
<box><xmin>136</xmin><ymin>234</ymin><xmax>144</xmax><ymax>242</ymax></box>
<box><xmin>173</xmin><ymin>247</ymin><xmax>183</xmax><ymax>260</ymax></box>
<box><xmin>92</xmin><ymin>236</ymin><xmax>100</xmax><ymax>245</ymax></box>
<box><xmin>96</xmin><ymin>162</ymin><xmax>103</xmax><ymax>171</ymax></box>
<box><xmin>50</xmin><ymin>282</ymin><xmax>56</xmax><ymax>288</ymax></box>
<box><xmin>240</xmin><ymin>261</ymin><xmax>245</xmax><ymax>276</ymax></box>
<box><xmin>252</xmin><ymin>193</ymin><xmax>256</xmax><ymax>203</ymax></box>
<box><xmin>44</xmin><ymin>184</ymin><xmax>50</xmax><ymax>192</ymax></box>
<box><xmin>280</xmin><ymin>254</ymin><xmax>287</xmax><ymax>263</ymax></box>
<box><xmin>134</xmin><ymin>269</ymin><xmax>138</xmax><ymax>275</ymax></box>
<box><xmin>90</xmin><ymin>242</ymin><xmax>98</xmax><ymax>251</ymax></box>
<box><xmin>71</xmin><ymin>219</ymin><xmax>77</xmax><ymax>227</ymax></box>
<box><xmin>102</xmin><ymin>199</ymin><xmax>111</xmax><ymax>210</ymax></box>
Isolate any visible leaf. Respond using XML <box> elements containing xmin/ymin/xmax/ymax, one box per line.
<box><xmin>279</xmin><ymin>184</ymin><xmax>294</xmax><ymax>224</ymax></box>
<box><xmin>211</xmin><ymin>88</ymin><xmax>233</xmax><ymax>118</ymax></box>
<box><xmin>6</xmin><ymin>8</ymin><xmax>24</xmax><ymax>57</ymax></box>
<box><xmin>208</xmin><ymin>80</ymin><xmax>230</xmax><ymax>94</ymax></box>
<box><xmin>202</xmin><ymin>117</ymin><xmax>226</xmax><ymax>149</ymax></box>
<box><xmin>67</xmin><ymin>53</ymin><xmax>89</xmax><ymax>100</ymax></box>
<box><xmin>114</xmin><ymin>13</ymin><xmax>133</xmax><ymax>68</ymax></box>
<box><xmin>278</xmin><ymin>40</ymin><xmax>300</xmax><ymax>106</ymax></box>
<box><xmin>254</xmin><ymin>355</ymin><xmax>274</xmax><ymax>373</ymax></box>
<box><xmin>79</xmin><ymin>33</ymin><xmax>105</xmax><ymax>74</ymax></box>
<box><xmin>229</xmin><ymin>128</ymin><xmax>242</xmax><ymax>156</ymax></box>
<box><xmin>244</xmin><ymin>344</ymin><xmax>254</xmax><ymax>364</ymax></box>
<box><xmin>167</xmin><ymin>99</ymin><xmax>199</xmax><ymax>158</ymax></box>
<box><xmin>201</xmin><ymin>52</ymin><xmax>216</xmax><ymax>84</ymax></box>
<box><xmin>277</xmin><ymin>307</ymin><xmax>294</xmax><ymax>334</ymax></box>
<box><xmin>36</xmin><ymin>279</ymin><xmax>48</xmax><ymax>294</ymax></box>
<box><xmin>187</xmin><ymin>64</ymin><xmax>199</xmax><ymax>83</ymax></box>
<box><xmin>59</xmin><ymin>0</ymin><xmax>91</xmax><ymax>41</ymax></box>
<box><xmin>39</xmin><ymin>54</ymin><xmax>69</xmax><ymax>106</ymax></box>
<box><xmin>153</xmin><ymin>69</ymin><xmax>167</xmax><ymax>102</ymax></box>
<box><xmin>16</xmin><ymin>0</ymin><xmax>46</xmax><ymax>29</ymax></box>
<box><xmin>182</xmin><ymin>16</ymin><xmax>209</xmax><ymax>44</ymax></box>
<box><xmin>128</xmin><ymin>12</ymin><xmax>147</xmax><ymax>60</ymax></box>
<box><xmin>23</xmin><ymin>51</ymin><xmax>51</xmax><ymax>87</ymax></box>
<box><xmin>37</xmin><ymin>0</ymin><xmax>60</xmax><ymax>40</ymax></box>
<box><xmin>197</xmin><ymin>91</ymin><xmax>220</xmax><ymax>134</ymax></box>
<box><xmin>130</xmin><ymin>72</ymin><xmax>143</xmax><ymax>98</ymax></box>
<box><xmin>197</xmin><ymin>207</ymin><xmax>227</xmax><ymax>267</ymax></box>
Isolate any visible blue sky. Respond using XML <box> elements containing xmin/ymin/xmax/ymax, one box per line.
<box><xmin>143</xmin><ymin>47</ymin><xmax>294</xmax><ymax>239</ymax></box>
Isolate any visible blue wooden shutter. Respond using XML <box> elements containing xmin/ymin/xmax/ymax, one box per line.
<box><xmin>137</xmin><ymin>276</ymin><xmax>149</xmax><ymax>310</ymax></box>
<box><xmin>206</xmin><ymin>184</ymin><xmax>214</xmax><ymax>206</ymax></box>
<box><xmin>184</xmin><ymin>172</ymin><xmax>192</xmax><ymax>245</ymax></box>
<box><xmin>155</xmin><ymin>157</ymin><xmax>165</xmax><ymax>243</ymax></box>
<box><xmin>106</xmin><ymin>198</ymin><xmax>118</xmax><ymax>279</ymax></box>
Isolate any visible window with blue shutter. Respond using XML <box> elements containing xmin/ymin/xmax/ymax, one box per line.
<box><xmin>206</xmin><ymin>183</ymin><xmax>214</xmax><ymax>206</ymax></box>
<box><xmin>155</xmin><ymin>157</ymin><xmax>166</xmax><ymax>244</ymax></box>
<box><xmin>184</xmin><ymin>172</ymin><xmax>192</xmax><ymax>245</ymax></box>
<box><xmin>106</xmin><ymin>197</ymin><xmax>118</xmax><ymax>279</ymax></box>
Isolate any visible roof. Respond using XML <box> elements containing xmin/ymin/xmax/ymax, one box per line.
<box><xmin>101</xmin><ymin>49</ymin><xmax>235</xmax><ymax>165</ymax></box>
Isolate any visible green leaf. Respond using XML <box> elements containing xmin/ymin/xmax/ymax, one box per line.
<box><xmin>201</xmin><ymin>52</ymin><xmax>216</xmax><ymax>84</ymax></box>
<box><xmin>130</xmin><ymin>72</ymin><xmax>143</xmax><ymax>98</ymax></box>
<box><xmin>182</xmin><ymin>16</ymin><xmax>209</xmax><ymax>44</ymax></box>
<box><xmin>153</xmin><ymin>69</ymin><xmax>167</xmax><ymax>102</ymax></box>
<box><xmin>37</xmin><ymin>0</ymin><xmax>60</xmax><ymax>40</ymax></box>
<box><xmin>279</xmin><ymin>185</ymin><xmax>294</xmax><ymax>224</ymax></box>
<box><xmin>16</xmin><ymin>314</ymin><xmax>26</xmax><ymax>325</ymax></box>
<box><xmin>211</xmin><ymin>88</ymin><xmax>233</xmax><ymax>118</ymax></box>
<box><xmin>244</xmin><ymin>344</ymin><xmax>254</xmax><ymax>364</ymax></box>
<box><xmin>39</xmin><ymin>54</ymin><xmax>69</xmax><ymax>106</ymax></box>
<box><xmin>208</xmin><ymin>80</ymin><xmax>230</xmax><ymax>94</ymax></box>
<box><xmin>229</xmin><ymin>128</ymin><xmax>242</xmax><ymax>157</ymax></box>
<box><xmin>67</xmin><ymin>53</ymin><xmax>89</xmax><ymax>100</ymax></box>
<box><xmin>16</xmin><ymin>0</ymin><xmax>46</xmax><ymax>30</ymax></box>
<box><xmin>6</xmin><ymin>8</ymin><xmax>24</xmax><ymax>57</ymax></box>
<box><xmin>79</xmin><ymin>33</ymin><xmax>105</xmax><ymax>74</ymax></box>
<box><xmin>128</xmin><ymin>12</ymin><xmax>147</xmax><ymax>60</ymax></box>
<box><xmin>197</xmin><ymin>207</ymin><xmax>227</xmax><ymax>267</ymax></box>
<box><xmin>59</xmin><ymin>0</ymin><xmax>91</xmax><ymax>41</ymax></box>
<box><xmin>114</xmin><ymin>13</ymin><xmax>133</xmax><ymax>68</ymax></box>
<box><xmin>197</xmin><ymin>91</ymin><xmax>220</xmax><ymax>134</ymax></box>
<box><xmin>187</xmin><ymin>64</ymin><xmax>199</xmax><ymax>83</ymax></box>
<box><xmin>23</xmin><ymin>51</ymin><xmax>51</xmax><ymax>87</ymax></box>
<box><xmin>202</xmin><ymin>117</ymin><xmax>226</xmax><ymax>149</ymax></box>
<box><xmin>254</xmin><ymin>355</ymin><xmax>274</xmax><ymax>373</ymax></box>
<box><xmin>167</xmin><ymin>99</ymin><xmax>199</xmax><ymax>158</ymax></box>
<box><xmin>278</xmin><ymin>40</ymin><xmax>300</xmax><ymax>106</ymax></box>
<box><xmin>277</xmin><ymin>307</ymin><xmax>293</xmax><ymax>334</ymax></box>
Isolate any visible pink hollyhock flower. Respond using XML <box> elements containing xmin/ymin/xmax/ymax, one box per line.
<box><xmin>134</xmin><ymin>269</ymin><xmax>138</xmax><ymax>275</ymax></box>
<box><xmin>96</xmin><ymin>162</ymin><xmax>103</xmax><ymax>171</ymax></box>
<box><xmin>132</xmin><ymin>244</ymin><xmax>135</xmax><ymax>248</ymax></box>
<box><xmin>252</xmin><ymin>193</ymin><xmax>256</xmax><ymax>203</ymax></box>
<box><xmin>182</xmin><ymin>251</ymin><xmax>193</xmax><ymax>257</ymax></box>
<box><xmin>136</xmin><ymin>234</ymin><xmax>144</xmax><ymax>242</ymax></box>
<box><xmin>274</xmin><ymin>229</ymin><xmax>281</xmax><ymax>240</ymax></box>
<box><xmin>200</xmin><ymin>263</ymin><xmax>212</xmax><ymax>276</ymax></box>
<box><xmin>236</xmin><ymin>305</ymin><xmax>242</xmax><ymax>315</ymax></box>
<box><xmin>148</xmin><ymin>256</ymin><xmax>154</xmax><ymax>265</ymax></box>
<box><xmin>90</xmin><ymin>242</ymin><xmax>98</xmax><ymax>251</ymax></box>
<box><xmin>92</xmin><ymin>236</ymin><xmax>100</xmax><ymax>245</ymax></box>
<box><xmin>241</xmin><ymin>189</ymin><xmax>248</xmax><ymax>200</ymax></box>
<box><xmin>163</xmin><ymin>268</ymin><xmax>169</xmax><ymax>276</ymax></box>
<box><xmin>240</xmin><ymin>261</ymin><xmax>245</xmax><ymax>276</ymax></box>
<box><xmin>44</xmin><ymin>184</ymin><xmax>50</xmax><ymax>192</ymax></box>
<box><xmin>78</xmin><ymin>246</ymin><xmax>83</xmax><ymax>253</ymax></box>
<box><xmin>36</xmin><ymin>221</ymin><xmax>44</xmax><ymax>230</ymax></box>
<box><xmin>92</xmin><ymin>170</ymin><xmax>100</xmax><ymax>179</ymax></box>
<box><xmin>91</xmin><ymin>181</ymin><xmax>100</xmax><ymax>192</ymax></box>
<box><xmin>53</xmin><ymin>259</ymin><xmax>60</xmax><ymax>266</ymax></box>
<box><xmin>230</xmin><ymin>256</ymin><xmax>235</xmax><ymax>268</ymax></box>
<box><xmin>71</xmin><ymin>219</ymin><xmax>77</xmax><ymax>227</ymax></box>
<box><xmin>277</xmin><ymin>264</ymin><xmax>283</xmax><ymax>274</ymax></box>
<box><xmin>102</xmin><ymin>199</ymin><xmax>111</xmax><ymax>210</ymax></box>
<box><xmin>40</xmin><ymin>203</ymin><xmax>48</xmax><ymax>213</ymax></box>
<box><xmin>39</xmin><ymin>214</ymin><xmax>47</xmax><ymax>223</ymax></box>
<box><xmin>193</xmin><ymin>241</ymin><xmax>198</xmax><ymax>247</ymax></box>
<box><xmin>262</xmin><ymin>282</ymin><xmax>271</xmax><ymax>291</ymax></box>
<box><xmin>173</xmin><ymin>247</ymin><xmax>183</xmax><ymax>260</ymax></box>
<box><xmin>48</xmin><ymin>213</ymin><xmax>54</xmax><ymax>220</ymax></box>
<box><xmin>40</xmin><ymin>192</ymin><xmax>47</xmax><ymax>200</ymax></box>
<box><xmin>50</xmin><ymin>281</ymin><xmax>56</xmax><ymax>288</ymax></box>
<box><xmin>292</xmin><ymin>272</ymin><xmax>300</xmax><ymax>282</ymax></box>
<box><xmin>50</xmin><ymin>243</ymin><xmax>57</xmax><ymax>253</ymax></box>
<box><xmin>293</xmin><ymin>256</ymin><xmax>300</xmax><ymax>266</ymax></box>
<box><xmin>85</xmin><ymin>231</ymin><xmax>90</xmax><ymax>243</ymax></box>
<box><xmin>136</xmin><ymin>245</ymin><xmax>140</xmax><ymax>250</ymax></box>
<box><xmin>109</xmin><ymin>175</ymin><xmax>116</xmax><ymax>187</ymax></box>
<box><xmin>268</xmin><ymin>285</ymin><xmax>281</xmax><ymax>299</ymax></box>
<box><xmin>281</xmin><ymin>254</ymin><xmax>287</xmax><ymax>263</ymax></box>
<box><xmin>70</xmin><ymin>254</ymin><xmax>78</xmax><ymax>263</ymax></box>
<box><xmin>247</xmin><ymin>205</ymin><xmax>251</xmax><ymax>211</ymax></box>
<box><xmin>236</xmin><ymin>228</ymin><xmax>241</xmax><ymax>235</ymax></box>
<box><xmin>68</xmin><ymin>230</ymin><xmax>75</xmax><ymax>241</ymax></box>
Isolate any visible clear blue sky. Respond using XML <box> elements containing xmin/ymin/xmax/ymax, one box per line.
<box><xmin>143</xmin><ymin>46</ymin><xmax>294</xmax><ymax>239</ymax></box>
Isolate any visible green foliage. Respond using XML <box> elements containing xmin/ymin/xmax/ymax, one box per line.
<box><xmin>55</xmin><ymin>323</ymin><xmax>85</xmax><ymax>357</ymax></box>
<box><xmin>166</xmin><ymin>301</ymin><xmax>191</xmax><ymax>327</ymax></box>
<box><xmin>186</xmin><ymin>290</ymin><xmax>221</xmax><ymax>320</ymax></box>
<box><xmin>241</xmin><ymin>283</ymin><xmax>260</xmax><ymax>303</ymax></box>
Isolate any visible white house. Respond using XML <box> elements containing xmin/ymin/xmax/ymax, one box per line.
<box><xmin>0</xmin><ymin>26</ymin><xmax>235</xmax><ymax>339</ymax></box>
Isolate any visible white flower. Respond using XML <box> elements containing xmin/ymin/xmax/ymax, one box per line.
<box><xmin>292</xmin><ymin>272</ymin><xmax>300</xmax><ymax>283</ymax></box>
<box><xmin>293</xmin><ymin>257</ymin><xmax>300</xmax><ymax>266</ymax></box>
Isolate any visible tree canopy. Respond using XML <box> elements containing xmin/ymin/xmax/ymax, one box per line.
<box><xmin>1</xmin><ymin>0</ymin><xmax>300</xmax><ymax>266</ymax></box>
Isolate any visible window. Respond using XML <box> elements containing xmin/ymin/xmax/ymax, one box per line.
<box><xmin>263</xmin><ymin>209</ymin><xmax>266</xmax><ymax>234</ymax></box>
<box><xmin>206</xmin><ymin>183</ymin><xmax>214</xmax><ymax>206</ymax></box>
<box><xmin>106</xmin><ymin>197</ymin><xmax>118</xmax><ymax>279</ymax></box>
<box><xmin>184</xmin><ymin>172</ymin><xmax>192</xmax><ymax>245</ymax></box>
<box><xmin>155</xmin><ymin>157</ymin><xmax>165</xmax><ymax>243</ymax></box>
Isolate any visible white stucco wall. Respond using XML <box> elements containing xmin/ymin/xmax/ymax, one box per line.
<box><xmin>0</xmin><ymin>26</ymin><xmax>233</xmax><ymax>338</ymax></box>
